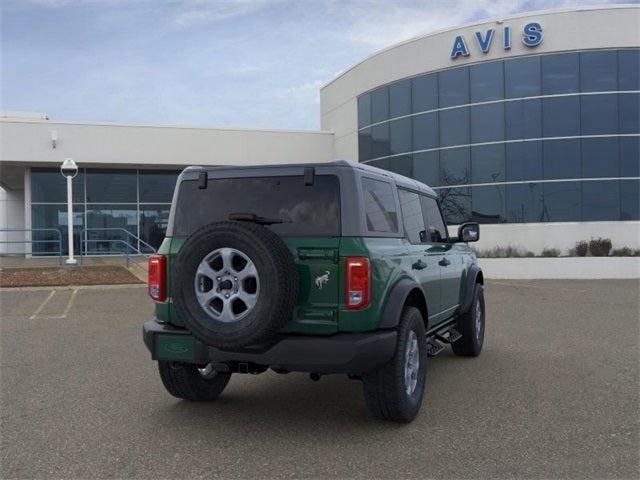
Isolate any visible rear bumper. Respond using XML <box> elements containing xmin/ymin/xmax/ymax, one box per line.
<box><xmin>143</xmin><ymin>319</ymin><xmax>397</xmax><ymax>375</ymax></box>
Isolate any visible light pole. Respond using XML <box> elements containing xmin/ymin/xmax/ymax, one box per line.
<box><xmin>60</xmin><ymin>158</ymin><xmax>78</xmax><ymax>265</ymax></box>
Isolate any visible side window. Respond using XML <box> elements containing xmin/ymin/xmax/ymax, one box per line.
<box><xmin>398</xmin><ymin>189</ymin><xmax>428</xmax><ymax>243</ymax></box>
<box><xmin>362</xmin><ymin>177</ymin><xmax>398</xmax><ymax>233</ymax></box>
<box><xmin>420</xmin><ymin>195</ymin><xmax>448</xmax><ymax>243</ymax></box>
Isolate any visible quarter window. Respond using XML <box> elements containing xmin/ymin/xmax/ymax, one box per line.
<box><xmin>420</xmin><ymin>196</ymin><xmax>448</xmax><ymax>242</ymax></box>
<box><xmin>362</xmin><ymin>178</ymin><xmax>398</xmax><ymax>233</ymax></box>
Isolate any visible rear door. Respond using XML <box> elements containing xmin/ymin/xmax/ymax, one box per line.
<box><xmin>397</xmin><ymin>189</ymin><xmax>441</xmax><ymax>322</ymax></box>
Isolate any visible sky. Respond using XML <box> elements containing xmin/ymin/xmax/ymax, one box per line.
<box><xmin>0</xmin><ymin>0</ymin><xmax>632</xmax><ymax>130</ymax></box>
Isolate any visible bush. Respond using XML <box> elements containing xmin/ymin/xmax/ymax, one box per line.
<box><xmin>477</xmin><ymin>246</ymin><xmax>535</xmax><ymax>258</ymax></box>
<box><xmin>589</xmin><ymin>237</ymin><xmax>612</xmax><ymax>257</ymax></box>
<box><xmin>574</xmin><ymin>241</ymin><xmax>589</xmax><ymax>257</ymax></box>
<box><xmin>610</xmin><ymin>247</ymin><xmax>640</xmax><ymax>257</ymax></box>
<box><xmin>540</xmin><ymin>248</ymin><xmax>561</xmax><ymax>257</ymax></box>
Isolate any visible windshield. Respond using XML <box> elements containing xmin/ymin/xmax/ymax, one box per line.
<box><xmin>173</xmin><ymin>174</ymin><xmax>341</xmax><ymax>237</ymax></box>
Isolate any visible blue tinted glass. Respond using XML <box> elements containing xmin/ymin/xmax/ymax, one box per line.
<box><xmin>439</xmin><ymin>187</ymin><xmax>471</xmax><ymax>224</ymax></box>
<box><xmin>471</xmin><ymin>144</ymin><xmax>505</xmax><ymax>184</ymax></box>
<box><xmin>583</xmin><ymin>181</ymin><xmax>620</xmax><ymax>221</ymax></box>
<box><xmin>139</xmin><ymin>170</ymin><xmax>179</xmax><ymax>203</ymax></box>
<box><xmin>542</xmin><ymin>53</ymin><xmax>579</xmax><ymax>94</ymax></box>
<box><xmin>86</xmin><ymin>169</ymin><xmax>136</xmax><ymax>203</ymax></box>
<box><xmin>470</xmin><ymin>61</ymin><xmax>504</xmax><ymax>102</ymax></box>
<box><xmin>31</xmin><ymin>204</ymin><xmax>84</xmax><ymax>255</ymax></box>
<box><xmin>140</xmin><ymin>204</ymin><xmax>170</xmax><ymax>250</ymax></box>
<box><xmin>389</xmin><ymin>117</ymin><xmax>412</xmax><ymax>155</ymax></box>
<box><xmin>581</xmin><ymin>94</ymin><xmax>618</xmax><ymax>135</ymax></box>
<box><xmin>390</xmin><ymin>80</ymin><xmax>411</xmax><ymax>118</ymax></box>
<box><xmin>621</xmin><ymin>180</ymin><xmax>640</xmax><ymax>220</ymax></box>
<box><xmin>86</xmin><ymin>205</ymin><xmax>138</xmax><ymax>253</ymax></box>
<box><xmin>439</xmin><ymin>108</ymin><xmax>469</xmax><ymax>147</ymax></box>
<box><xmin>505</xmin><ymin>56</ymin><xmax>541</xmax><ymax>98</ymax></box>
<box><xmin>359</xmin><ymin>128</ymin><xmax>372</xmax><ymax>161</ymax></box>
<box><xmin>619</xmin><ymin>49</ymin><xmax>640</xmax><ymax>91</ymax></box>
<box><xmin>412</xmin><ymin>73</ymin><xmax>438</xmax><ymax>112</ymax></box>
<box><xmin>582</xmin><ymin>137</ymin><xmax>619</xmax><ymax>178</ymax></box>
<box><xmin>506</xmin><ymin>183</ymin><xmax>543</xmax><ymax>223</ymax></box>
<box><xmin>543</xmin><ymin>182</ymin><xmax>581</xmax><ymax>222</ymax></box>
<box><xmin>543</xmin><ymin>139</ymin><xmax>580</xmax><ymax>179</ymax></box>
<box><xmin>543</xmin><ymin>97</ymin><xmax>580</xmax><ymax>137</ymax></box>
<box><xmin>470</xmin><ymin>103</ymin><xmax>504</xmax><ymax>143</ymax></box>
<box><xmin>373</xmin><ymin>155</ymin><xmax>413</xmax><ymax>178</ymax></box>
<box><xmin>620</xmin><ymin>136</ymin><xmax>640</xmax><ymax>177</ymax></box>
<box><xmin>506</xmin><ymin>141</ymin><xmax>543</xmax><ymax>181</ymax></box>
<box><xmin>371</xmin><ymin>87</ymin><xmax>389</xmax><ymax>123</ymax></box>
<box><xmin>440</xmin><ymin>147</ymin><xmax>470</xmax><ymax>186</ymax></box>
<box><xmin>439</xmin><ymin>67</ymin><xmax>469</xmax><ymax>107</ymax></box>
<box><xmin>413</xmin><ymin>112</ymin><xmax>438</xmax><ymax>151</ymax></box>
<box><xmin>31</xmin><ymin>168</ymin><xmax>85</xmax><ymax>203</ymax></box>
<box><xmin>580</xmin><ymin>51</ymin><xmax>617</xmax><ymax>92</ymax></box>
<box><xmin>471</xmin><ymin>185</ymin><xmax>505</xmax><ymax>224</ymax></box>
<box><xmin>371</xmin><ymin>123</ymin><xmax>390</xmax><ymax>158</ymax></box>
<box><xmin>505</xmin><ymin>99</ymin><xmax>542</xmax><ymax>140</ymax></box>
<box><xmin>413</xmin><ymin>152</ymin><xmax>440</xmax><ymax>187</ymax></box>
<box><xmin>358</xmin><ymin>94</ymin><xmax>371</xmax><ymax>128</ymax></box>
<box><xmin>619</xmin><ymin>93</ymin><xmax>639</xmax><ymax>134</ymax></box>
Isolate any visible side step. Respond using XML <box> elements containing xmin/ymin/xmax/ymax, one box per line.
<box><xmin>426</xmin><ymin>325</ymin><xmax>462</xmax><ymax>357</ymax></box>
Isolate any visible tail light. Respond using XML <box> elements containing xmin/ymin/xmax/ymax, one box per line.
<box><xmin>148</xmin><ymin>254</ymin><xmax>167</xmax><ymax>301</ymax></box>
<box><xmin>345</xmin><ymin>256</ymin><xmax>370</xmax><ymax>310</ymax></box>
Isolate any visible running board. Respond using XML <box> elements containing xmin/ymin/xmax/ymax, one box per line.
<box><xmin>426</xmin><ymin>324</ymin><xmax>462</xmax><ymax>357</ymax></box>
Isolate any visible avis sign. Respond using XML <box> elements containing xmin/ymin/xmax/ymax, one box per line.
<box><xmin>450</xmin><ymin>22</ymin><xmax>543</xmax><ymax>59</ymax></box>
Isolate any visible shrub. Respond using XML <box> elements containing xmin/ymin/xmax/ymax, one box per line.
<box><xmin>477</xmin><ymin>246</ymin><xmax>535</xmax><ymax>258</ymax></box>
<box><xmin>540</xmin><ymin>248</ymin><xmax>561</xmax><ymax>257</ymax></box>
<box><xmin>574</xmin><ymin>241</ymin><xmax>589</xmax><ymax>257</ymax></box>
<box><xmin>589</xmin><ymin>237</ymin><xmax>612</xmax><ymax>257</ymax></box>
<box><xmin>611</xmin><ymin>247</ymin><xmax>640</xmax><ymax>257</ymax></box>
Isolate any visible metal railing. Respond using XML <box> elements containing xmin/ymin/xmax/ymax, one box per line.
<box><xmin>0</xmin><ymin>228</ymin><xmax>63</xmax><ymax>264</ymax></box>
<box><xmin>79</xmin><ymin>227</ymin><xmax>156</xmax><ymax>271</ymax></box>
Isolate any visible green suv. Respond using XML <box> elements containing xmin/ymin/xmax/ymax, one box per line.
<box><xmin>143</xmin><ymin>161</ymin><xmax>484</xmax><ymax>423</ymax></box>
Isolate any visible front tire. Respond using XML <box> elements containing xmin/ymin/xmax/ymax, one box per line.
<box><xmin>158</xmin><ymin>361</ymin><xmax>231</xmax><ymax>401</ymax></box>
<box><xmin>362</xmin><ymin>307</ymin><xmax>427</xmax><ymax>423</ymax></box>
<box><xmin>452</xmin><ymin>283</ymin><xmax>485</xmax><ymax>357</ymax></box>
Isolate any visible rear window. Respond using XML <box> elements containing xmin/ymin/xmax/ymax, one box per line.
<box><xmin>361</xmin><ymin>177</ymin><xmax>398</xmax><ymax>233</ymax></box>
<box><xmin>173</xmin><ymin>175</ymin><xmax>341</xmax><ymax>236</ymax></box>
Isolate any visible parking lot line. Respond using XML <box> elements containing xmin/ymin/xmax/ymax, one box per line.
<box><xmin>28</xmin><ymin>289</ymin><xmax>56</xmax><ymax>320</ymax></box>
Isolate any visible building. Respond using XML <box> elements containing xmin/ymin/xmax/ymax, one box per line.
<box><xmin>1</xmin><ymin>5</ymin><xmax>638</xmax><ymax>256</ymax></box>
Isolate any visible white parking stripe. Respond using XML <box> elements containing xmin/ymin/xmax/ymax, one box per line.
<box><xmin>29</xmin><ymin>290</ymin><xmax>56</xmax><ymax>320</ymax></box>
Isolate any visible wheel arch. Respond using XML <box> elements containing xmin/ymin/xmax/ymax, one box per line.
<box><xmin>460</xmin><ymin>264</ymin><xmax>483</xmax><ymax>313</ymax></box>
<box><xmin>379</xmin><ymin>278</ymin><xmax>428</xmax><ymax>329</ymax></box>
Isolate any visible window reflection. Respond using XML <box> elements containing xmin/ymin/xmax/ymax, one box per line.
<box><xmin>439</xmin><ymin>187</ymin><xmax>471</xmax><ymax>224</ymax></box>
<box><xmin>506</xmin><ymin>183</ymin><xmax>543</xmax><ymax>223</ymax></box>
<box><xmin>583</xmin><ymin>181</ymin><xmax>620</xmax><ymax>221</ymax></box>
<box><xmin>440</xmin><ymin>148</ymin><xmax>470</xmax><ymax>186</ymax></box>
<box><xmin>542</xmin><ymin>53</ymin><xmax>579</xmax><ymax>94</ymax></box>
<box><xmin>86</xmin><ymin>205</ymin><xmax>138</xmax><ymax>254</ymax></box>
<box><xmin>542</xmin><ymin>182</ymin><xmax>581</xmax><ymax>222</ymax></box>
<box><xmin>140</xmin><ymin>205</ymin><xmax>170</xmax><ymax>250</ymax></box>
<box><xmin>31</xmin><ymin>204</ymin><xmax>84</xmax><ymax>255</ymax></box>
<box><xmin>472</xmin><ymin>185</ymin><xmax>505</xmax><ymax>223</ymax></box>
<box><xmin>621</xmin><ymin>180</ymin><xmax>640</xmax><ymax>220</ymax></box>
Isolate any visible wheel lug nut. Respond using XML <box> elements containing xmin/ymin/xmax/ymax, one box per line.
<box><xmin>234</xmin><ymin>277</ymin><xmax>238</xmax><ymax>281</ymax></box>
<box><xmin>216</xmin><ymin>277</ymin><xmax>221</xmax><ymax>281</ymax></box>
<box><xmin>224</xmin><ymin>294</ymin><xmax>230</xmax><ymax>299</ymax></box>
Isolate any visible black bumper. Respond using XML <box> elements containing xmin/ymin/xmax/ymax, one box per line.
<box><xmin>143</xmin><ymin>320</ymin><xmax>397</xmax><ymax>375</ymax></box>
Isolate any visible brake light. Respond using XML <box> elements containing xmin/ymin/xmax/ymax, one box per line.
<box><xmin>345</xmin><ymin>256</ymin><xmax>370</xmax><ymax>309</ymax></box>
<box><xmin>148</xmin><ymin>255</ymin><xmax>166</xmax><ymax>301</ymax></box>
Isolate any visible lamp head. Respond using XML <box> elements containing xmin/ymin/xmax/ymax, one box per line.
<box><xmin>60</xmin><ymin>158</ymin><xmax>78</xmax><ymax>178</ymax></box>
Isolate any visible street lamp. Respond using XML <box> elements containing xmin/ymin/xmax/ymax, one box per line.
<box><xmin>60</xmin><ymin>158</ymin><xmax>78</xmax><ymax>265</ymax></box>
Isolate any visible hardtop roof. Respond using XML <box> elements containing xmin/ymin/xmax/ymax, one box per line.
<box><xmin>184</xmin><ymin>160</ymin><xmax>438</xmax><ymax>197</ymax></box>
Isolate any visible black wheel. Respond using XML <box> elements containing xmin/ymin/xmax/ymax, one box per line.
<box><xmin>452</xmin><ymin>283</ymin><xmax>485</xmax><ymax>357</ymax></box>
<box><xmin>362</xmin><ymin>306</ymin><xmax>427</xmax><ymax>423</ymax></box>
<box><xmin>172</xmin><ymin>221</ymin><xmax>298</xmax><ymax>350</ymax></box>
<box><xmin>158</xmin><ymin>361</ymin><xmax>231</xmax><ymax>401</ymax></box>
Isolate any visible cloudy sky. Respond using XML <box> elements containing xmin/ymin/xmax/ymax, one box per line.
<box><xmin>0</xmin><ymin>0</ymin><xmax>629</xmax><ymax>129</ymax></box>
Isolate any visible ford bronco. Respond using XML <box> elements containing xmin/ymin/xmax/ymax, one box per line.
<box><xmin>143</xmin><ymin>160</ymin><xmax>484</xmax><ymax>423</ymax></box>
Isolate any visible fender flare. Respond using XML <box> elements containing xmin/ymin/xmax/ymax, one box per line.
<box><xmin>378</xmin><ymin>277</ymin><xmax>426</xmax><ymax>329</ymax></box>
<box><xmin>460</xmin><ymin>264</ymin><xmax>483</xmax><ymax>313</ymax></box>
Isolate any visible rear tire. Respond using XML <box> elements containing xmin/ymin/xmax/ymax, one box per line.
<box><xmin>362</xmin><ymin>306</ymin><xmax>427</xmax><ymax>423</ymax></box>
<box><xmin>158</xmin><ymin>361</ymin><xmax>231</xmax><ymax>401</ymax></box>
<box><xmin>452</xmin><ymin>283</ymin><xmax>485</xmax><ymax>357</ymax></box>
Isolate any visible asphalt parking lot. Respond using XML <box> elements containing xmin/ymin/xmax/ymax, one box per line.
<box><xmin>1</xmin><ymin>280</ymin><xmax>638</xmax><ymax>479</ymax></box>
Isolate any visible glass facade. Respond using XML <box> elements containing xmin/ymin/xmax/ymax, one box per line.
<box><xmin>357</xmin><ymin>48</ymin><xmax>640</xmax><ymax>224</ymax></box>
<box><xmin>31</xmin><ymin>168</ymin><xmax>180</xmax><ymax>255</ymax></box>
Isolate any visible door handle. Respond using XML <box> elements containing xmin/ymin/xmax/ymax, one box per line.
<box><xmin>438</xmin><ymin>257</ymin><xmax>450</xmax><ymax>267</ymax></box>
<box><xmin>412</xmin><ymin>259</ymin><xmax>427</xmax><ymax>270</ymax></box>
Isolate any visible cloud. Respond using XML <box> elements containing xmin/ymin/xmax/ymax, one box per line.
<box><xmin>170</xmin><ymin>0</ymin><xmax>285</xmax><ymax>28</ymax></box>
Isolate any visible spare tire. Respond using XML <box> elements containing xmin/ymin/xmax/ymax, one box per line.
<box><xmin>172</xmin><ymin>221</ymin><xmax>298</xmax><ymax>350</ymax></box>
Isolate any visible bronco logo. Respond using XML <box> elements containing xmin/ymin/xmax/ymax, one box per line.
<box><xmin>315</xmin><ymin>271</ymin><xmax>330</xmax><ymax>290</ymax></box>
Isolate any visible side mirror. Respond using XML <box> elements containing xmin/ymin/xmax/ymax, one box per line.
<box><xmin>458</xmin><ymin>222</ymin><xmax>480</xmax><ymax>242</ymax></box>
